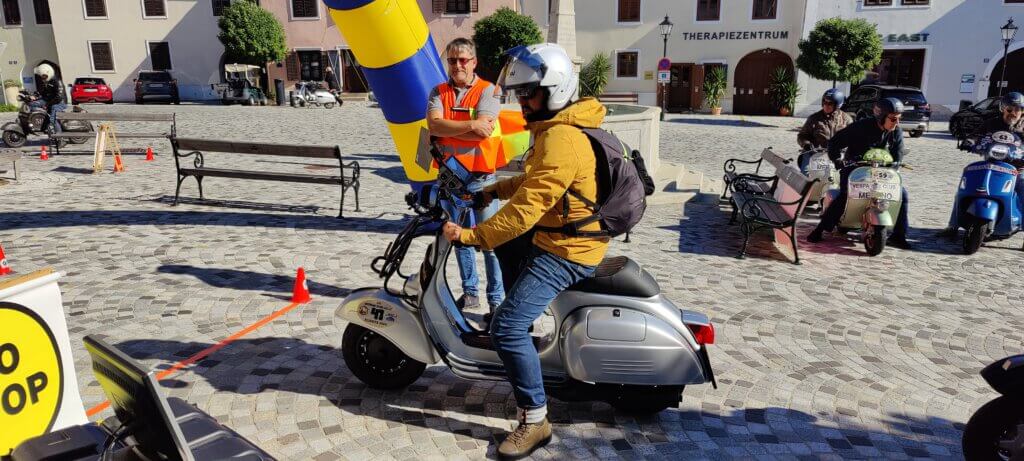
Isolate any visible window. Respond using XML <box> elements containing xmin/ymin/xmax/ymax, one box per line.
<box><xmin>290</xmin><ymin>0</ymin><xmax>317</xmax><ymax>18</ymax></box>
<box><xmin>89</xmin><ymin>42</ymin><xmax>114</xmax><ymax>72</ymax></box>
<box><xmin>2</xmin><ymin>0</ymin><xmax>20</xmax><ymax>25</ymax></box>
<box><xmin>616</xmin><ymin>51</ymin><xmax>638</xmax><ymax>78</ymax></box>
<box><xmin>212</xmin><ymin>0</ymin><xmax>230</xmax><ymax>15</ymax></box>
<box><xmin>149</xmin><ymin>42</ymin><xmax>172</xmax><ymax>70</ymax></box>
<box><xmin>863</xmin><ymin>0</ymin><xmax>892</xmax><ymax>5</ymax></box>
<box><xmin>901</xmin><ymin>0</ymin><xmax>929</xmax><ymax>4</ymax></box>
<box><xmin>443</xmin><ymin>0</ymin><xmax>472</xmax><ymax>14</ymax></box>
<box><xmin>33</xmin><ymin>0</ymin><xmax>50</xmax><ymax>24</ymax></box>
<box><xmin>752</xmin><ymin>0</ymin><xmax>776</xmax><ymax>19</ymax></box>
<box><xmin>298</xmin><ymin>50</ymin><xmax>323</xmax><ymax>81</ymax></box>
<box><xmin>84</xmin><ymin>0</ymin><xmax>106</xmax><ymax>17</ymax></box>
<box><xmin>143</xmin><ymin>0</ymin><xmax>166</xmax><ymax>17</ymax></box>
<box><xmin>617</xmin><ymin>0</ymin><xmax>640</xmax><ymax>22</ymax></box>
<box><xmin>697</xmin><ymin>0</ymin><xmax>719</xmax><ymax>21</ymax></box>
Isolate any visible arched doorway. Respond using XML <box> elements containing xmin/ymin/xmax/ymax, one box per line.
<box><xmin>987</xmin><ymin>47</ymin><xmax>1024</xmax><ymax>97</ymax></box>
<box><xmin>733</xmin><ymin>49</ymin><xmax>793</xmax><ymax>115</ymax></box>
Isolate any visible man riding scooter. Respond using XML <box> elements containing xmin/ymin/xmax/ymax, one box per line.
<box><xmin>938</xmin><ymin>91</ymin><xmax>1024</xmax><ymax>239</ymax></box>
<box><xmin>441</xmin><ymin>43</ymin><xmax>610</xmax><ymax>460</ymax></box>
<box><xmin>34</xmin><ymin>63</ymin><xmax>66</xmax><ymax>134</ymax></box>
<box><xmin>807</xmin><ymin>97</ymin><xmax>912</xmax><ymax>249</ymax></box>
<box><xmin>796</xmin><ymin>88</ymin><xmax>852</xmax><ymax>170</ymax></box>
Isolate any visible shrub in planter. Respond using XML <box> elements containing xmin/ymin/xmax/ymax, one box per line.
<box><xmin>768</xmin><ymin>67</ymin><xmax>801</xmax><ymax>116</ymax></box>
<box><xmin>702</xmin><ymin>67</ymin><xmax>726</xmax><ymax>115</ymax></box>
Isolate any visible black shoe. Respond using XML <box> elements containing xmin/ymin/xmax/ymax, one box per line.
<box><xmin>806</xmin><ymin>229</ymin><xmax>824</xmax><ymax>243</ymax></box>
<box><xmin>456</xmin><ymin>294</ymin><xmax>479</xmax><ymax>311</ymax></box>
<box><xmin>887</xmin><ymin>236</ymin><xmax>912</xmax><ymax>249</ymax></box>
<box><xmin>936</xmin><ymin>227</ymin><xmax>957</xmax><ymax>238</ymax></box>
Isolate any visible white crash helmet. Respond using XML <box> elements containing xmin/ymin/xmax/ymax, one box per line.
<box><xmin>497</xmin><ymin>43</ymin><xmax>577</xmax><ymax>112</ymax></box>
<box><xmin>33</xmin><ymin>63</ymin><xmax>55</xmax><ymax>81</ymax></box>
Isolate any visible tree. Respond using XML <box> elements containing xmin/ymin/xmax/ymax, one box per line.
<box><xmin>796</xmin><ymin>18</ymin><xmax>883</xmax><ymax>87</ymax></box>
<box><xmin>217</xmin><ymin>1</ymin><xmax>287</xmax><ymax>66</ymax></box>
<box><xmin>472</xmin><ymin>7</ymin><xmax>543</xmax><ymax>80</ymax></box>
<box><xmin>579</xmin><ymin>53</ymin><xmax>611</xmax><ymax>98</ymax></box>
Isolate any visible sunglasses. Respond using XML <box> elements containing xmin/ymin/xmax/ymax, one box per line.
<box><xmin>886</xmin><ymin>115</ymin><xmax>901</xmax><ymax>122</ymax></box>
<box><xmin>447</xmin><ymin>57</ymin><xmax>474</xmax><ymax>66</ymax></box>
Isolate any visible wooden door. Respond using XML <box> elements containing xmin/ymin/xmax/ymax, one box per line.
<box><xmin>667</xmin><ymin>63</ymin><xmax>692</xmax><ymax>112</ymax></box>
<box><xmin>341</xmin><ymin>49</ymin><xmax>367</xmax><ymax>93</ymax></box>
<box><xmin>733</xmin><ymin>49</ymin><xmax>793</xmax><ymax>115</ymax></box>
<box><xmin>989</xmin><ymin>47</ymin><xmax>1024</xmax><ymax>97</ymax></box>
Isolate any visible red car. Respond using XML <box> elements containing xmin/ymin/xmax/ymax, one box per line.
<box><xmin>70</xmin><ymin>77</ymin><xmax>114</xmax><ymax>104</ymax></box>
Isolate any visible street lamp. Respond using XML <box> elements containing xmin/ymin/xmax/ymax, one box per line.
<box><xmin>659</xmin><ymin>14</ymin><xmax>673</xmax><ymax>121</ymax></box>
<box><xmin>999</xmin><ymin>18</ymin><xmax>1018</xmax><ymax>97</ymax></box>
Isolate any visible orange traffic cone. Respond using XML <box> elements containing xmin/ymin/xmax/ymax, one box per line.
<box><xmin>0</xmin><ymin>243</ymin><xmax>11</xmax><ymax>276</ymax></box>
<box><xmin>291</xmin><ymin>267</ymin><xmax>311</xmax><ymax>303</ymax></box>
<box><xmin>39</xmin><ymin>145</ymin><xmax>49</xmax><ymax>161</ymax></box>
<box><xmin>145</xmin><ymin>146</ymin><xmax>154</xmax><ymax>162</ymax></box>
<box><xmin>113</xmin><ymin>154</ymin><xmax>125</xmax><ymax>173</ymax></box>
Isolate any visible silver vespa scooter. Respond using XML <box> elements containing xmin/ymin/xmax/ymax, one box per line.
<box><xmin>337</xmin><ymin>143</ymin><xmax>716</xmax><ymax>413</ymax></box>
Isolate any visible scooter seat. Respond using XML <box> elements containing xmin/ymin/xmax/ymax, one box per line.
<box><xmin>567</xmin><ymin>256</ymin><xmax>660</xmax><ymax>298</ymax></box>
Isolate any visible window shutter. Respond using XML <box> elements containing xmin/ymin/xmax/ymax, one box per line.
<box><xmin>2</xmin><ymin>0</ymin><xmax>21</xmax><ymax>26</ymax></box>
<box><xmin>286</xmin><ymin>52</ymin><xmax>299</xmax><ymax>81</ymax></box>
<box><xmin>33</xmin><ymin>0</ymin><xmax>51</xmax><ymax>24</ymax></box>
<box><xmin>84</xmin><ymin>0</ymin><xmax>106</xmax><ymax>17</ymax></box>
<box><xmin>471</xmin><ymin>0</ymin><xmax>478</xmax><ymax>12</ymax></box>
<box><xmin>91</xmin><ymin>42</ymin><xmax>114</xmax><ymax>71</ymax></box>
<box><xmin>143</xmin><ymin>0</ymin><xmax>165</xmax><ymax>17</ymax></box>
<box><xmin>433</xmin><ymin>0</ymin><xmax>444</xmax><ymax>13</ymax></box>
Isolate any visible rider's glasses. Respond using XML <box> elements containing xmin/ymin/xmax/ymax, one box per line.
<box><xmin>886</xmin><ymin>115</ymin><xmax>901</xmax><ymax>122</ymax></box>
<box><xmin>447</xmin><ymin>57</ymin><xmax>475</xmax><ymax>66</ymax></box>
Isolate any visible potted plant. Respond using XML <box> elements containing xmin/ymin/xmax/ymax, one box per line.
<box><xmin>769</xmin><ymin>67</ymin><xmax>801</xmax><ymax>116</ymax></box>
<box><xmin>702</xmin><ymin>67</ymin><xmax>726</xmax><ymax>115</ymax></box>
<box><xmin>3</xmin><ymin>79</ymin><xmax>22</xmax><ymax>107</ymax></box>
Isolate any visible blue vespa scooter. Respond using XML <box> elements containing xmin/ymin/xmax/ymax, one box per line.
<box><xmin>950</xmin><ymin>131</ymin><xmax>1024</xmax><ymax>254</ymax></box>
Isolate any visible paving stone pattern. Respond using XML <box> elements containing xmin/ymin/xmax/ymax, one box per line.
<box><xmin>1</xmin><ymin>103</ymin><xmax>1019</xmax><ymax>460</ymax></box>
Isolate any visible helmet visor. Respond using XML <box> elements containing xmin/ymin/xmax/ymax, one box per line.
<box><xmin>496</xmin><ymin>45</ymin><xmax>546</xmax><ymax>103</ymax></box>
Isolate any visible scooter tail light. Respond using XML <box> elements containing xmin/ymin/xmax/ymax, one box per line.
<box><xmin>688</xmin><ymin>323</ymin><xmax>715</xmax><ymax>345</ymax></box>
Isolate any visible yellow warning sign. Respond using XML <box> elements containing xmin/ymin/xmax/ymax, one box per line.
<box><xmin>0</xmin><ymin>302</ymin><xmax>64</xmax><ymax>454</ymax></box>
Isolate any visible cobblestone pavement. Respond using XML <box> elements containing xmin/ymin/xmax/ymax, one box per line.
<box><xmin>2</xmin><ymin>102</ymin><xmax>1020</xmax><ymax>460</ymax></box>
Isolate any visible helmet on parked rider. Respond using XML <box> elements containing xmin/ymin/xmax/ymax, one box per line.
<box><xmin>33</xmin><ymin>63</ymin><xmax>55</xmax><ymax>81</ymax></box>
<box><xmin>874</xmin><ymin>97</ymin><xmax>904</xmax><ymax>122</ymax></box>
<box><xmin>822</xmin><ymin>89</ymin><xmax>845</xmax><ymax>108</ymax></box>
<box><xmin>497</xmin><ymin>43</ymin><xmax>578</xmax><ymax>113</ymax></box>
<box><xmin>999</xmin><ymin>91</ymin><xmax>1024</xmax><ymax>112</ymax></box>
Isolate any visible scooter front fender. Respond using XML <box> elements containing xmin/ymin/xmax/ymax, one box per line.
<box><xmin>866</xmin><ymin>209</ymin><xmax>893</xmax><ymax>227</ymax></box>
<box><xmin>981</xmin><ymin>355</ymin><xmax>1024</xmax><ymax>396</ymax></box>
<box><xmin>336</xmin><ymin>288</ymin><xmax>441</xmax><ymax>365</ymax></box>
<box><xmin>967</xmin><ymin>198</ymin><xmax>1000</xmax><ymax>223</ymax></box>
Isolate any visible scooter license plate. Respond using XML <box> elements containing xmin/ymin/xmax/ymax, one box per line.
<box><xmin>808</xmin><ymin>156</ymin><xmax>831</xmax><ymax>172</ymax></box>
<box><xmin>84</xmin><ymin>88</ymin><xmax>98</xmax><ymax>93</ymax></box>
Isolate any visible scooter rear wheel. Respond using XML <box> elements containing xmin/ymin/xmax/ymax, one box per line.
<box><xmin>342</xmin><ymin>324</ymin><xmax>425</xmax><ymax>390</ymax></box>
<box><xmin>963</xmin><ymin>223</ymin><xmax>986</xmax><ymax>255</ymax></box>
<box><xmin>963</xmin><ymin>395</ymin><xmax>1024</xmax><ymax>460</ymax></box>
<box><xmin>2</xmin><ymin>130</ymin><xmax>25</xmax><ymax>148</ymax></box>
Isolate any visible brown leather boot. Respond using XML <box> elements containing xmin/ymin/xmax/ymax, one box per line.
<box><xmin>497</xmin><ymin>418</ymin><xmax>552</xmax><ymax>460</ymax></box>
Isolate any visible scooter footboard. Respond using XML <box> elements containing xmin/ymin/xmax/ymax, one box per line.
<box><xmin>560</xmin><ymin>307</ymin><xmax>708</xmax><ymax>386</ymax></box>
<box><xmin>337</xmin><ymin>288</ymin><xmax>440</xmax><ymax>364</ymax></box>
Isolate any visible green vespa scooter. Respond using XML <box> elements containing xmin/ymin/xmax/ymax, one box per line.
<box><xmin>820</xmin><ymin>148</ymin><xmax>903</xmax><ymax>256</ymax></box>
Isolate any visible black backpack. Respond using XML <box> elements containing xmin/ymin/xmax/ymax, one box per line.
<box><xmin>536</xmin><ymin>127</ymin><xmax>649</xmax><ymax>238</ymax></box>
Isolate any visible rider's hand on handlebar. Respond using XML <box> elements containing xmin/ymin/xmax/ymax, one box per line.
<box><xmin>472</xmin><ymin>191</ymin><xmax>494</xmax><ymax>209</ymax></box>
<box><xmin>442</xmin><ymin>221</ymin><xmax>463</xmax><ymax>242</ymax></box>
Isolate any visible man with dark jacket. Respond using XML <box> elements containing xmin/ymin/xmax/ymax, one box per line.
<box><xmin>807</xmin><ymin>97</ymin><xmax>911</xmax><ymax>248</ymax></box>
<box><xmin>34</xmin><ymin>63</ymin><xmax>66</xmax><ymax>134</ymax></box>
<box><xmin>797</xmin><ymin>89</ymin><xmax>853</xmax><ymax>170</ymax></box>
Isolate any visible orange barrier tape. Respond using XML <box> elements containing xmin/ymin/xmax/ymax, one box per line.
<box><xmin>85</xmin><ymin>301</ymin><xmax>303</xmax><ymax>418</ymax></box>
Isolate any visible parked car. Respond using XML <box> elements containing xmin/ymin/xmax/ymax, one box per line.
<box><xmin>134</xmin><ymin>70</ymin><xmax>179</xmax><ymax>104</ymax></box>
<box><xmin>70</xmin><ymin>77</ymin><xmax>113</xmax><ymax>104</ymax></box>
<box><xmin>844</xmin><ymin>84</ymin><xmax>931</xmax><ymax>138</ymax></box>
<box><xmin>217</xmin><ymin>64</ymin><xmax>267</xmax><ymax>106</ymax></box>
<box><xmin>949</xmin><ymin>97</ymin><xmax>1000</xmax><ymax>139</ymax></box>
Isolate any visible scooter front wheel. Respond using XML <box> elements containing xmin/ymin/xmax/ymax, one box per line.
<box><xmin>342</xmin><ymin>324</ymin><xmax>425</xmax><ymax>390</ymax></box>
<box><xmin>963</xmin><ymin>223</ymin><xmax>986</xmax><ymax>255</ymax></box>
<box><xmin>962</xmin><ymin>395</ymin><xmax>1024</xmax><ymax>460</ymax></box>
<box><xmin>864</xmin><ymin>225</ymin><xmax>887</xmax><ymax>256</ymax></box>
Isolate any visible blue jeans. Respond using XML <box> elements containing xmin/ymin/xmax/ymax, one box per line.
<box><xmin>440</xmin><ymin>174</ymin><xmax>504</xmax><ymax>307</ymax></box>
<box><xmin>48</xmin><ymin>103</ymin><xmax>66</xmax><ymax>134</ymax></box>
<box><xmin>491</xmin><ymin>247</ymin><xmax>595</xmax><ymax>410</ymax></box>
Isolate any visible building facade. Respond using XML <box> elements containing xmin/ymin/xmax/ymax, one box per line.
<box><xmin>0</xmin><ymin>0</ymin><xmax>59</xmax><ymax>101</ymax></box>
<box><xmin>50</xmin><ymin>0</ymin><xmax>226</xmax><ymax>102</ymax></box>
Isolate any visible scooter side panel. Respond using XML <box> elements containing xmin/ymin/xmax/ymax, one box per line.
<box><xmin>337</xmin><ymin>288</ymin><xmax>441</xmax><ymax>364</ymax></box>
<box><xmin>560</xmin><ymin>307</ymin><xmax>707</xmax><ymax>386</ymax></box>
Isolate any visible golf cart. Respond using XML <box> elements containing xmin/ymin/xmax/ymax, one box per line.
<box><xmin>216</xmin><ymin>64</ymin><xmax>268</xmax><ymax>106</ymax></box>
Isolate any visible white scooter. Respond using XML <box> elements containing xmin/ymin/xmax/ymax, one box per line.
<box><xmin>291</xmin><ymin>81</ymin><xmax>337</xmax><ymax>109</ymax></box>
<box><xmin>337</xmin><ymin>143</ymin><xmax>717</xmax><ymax>413</ymax></box>
<box><xmin>800</xmin><ymin>147</ymin><xmax>838</xmax><ymax>211</ymax></box>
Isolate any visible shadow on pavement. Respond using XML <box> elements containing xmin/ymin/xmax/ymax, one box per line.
<box><xmin>670</xmin><ymin>117</ymin><xmax>778</xmax><ymax>129</ymax></box>
<box><xmin>110</xmin><ymin>336</ymin><xmax>964</xmax><ymax>459</ymax></box>
<box><xmin>156</xmin><ymin>264</ymin><xmax>351</xmax><ymax>298</ymax></box>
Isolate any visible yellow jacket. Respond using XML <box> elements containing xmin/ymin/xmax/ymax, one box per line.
<box><xmin>458</xmin><ymin>98</ymin><xmax>610</xmax><ymax>266</ymax></box>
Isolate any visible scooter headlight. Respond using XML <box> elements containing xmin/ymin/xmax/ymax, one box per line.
<box><xmin>987</xmin><ymin>144</ymin><xmax>1010</xmax><ymax>161</ymax></box>
<box><xmin>873</xmin><ymin>198</ymin><xmax>890</xmax><ymax>212</ymax></box>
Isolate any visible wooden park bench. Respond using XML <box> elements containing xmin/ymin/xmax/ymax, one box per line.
<box><xmin>171</xmin><ymin>137</ymin><xmax>361</xmax><ymax>218</ymax></box>
<box><xmin>728</xmin><ymin>148</ymin><xmax>817</xmax><ymax>264</ymax></box>
<box><xmin>721</xmin><ymin>148</ymin><xmax>779</xmax><ymax>200</ymax></box>
<box><xmin>51</xmin><ymin>112</ymin><xmax>177</xmax><ymax>154</ymax></box>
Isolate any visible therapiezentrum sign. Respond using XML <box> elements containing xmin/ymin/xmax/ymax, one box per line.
<box><xmin>679</xmin><ymin>30</ymin><xmax>790</xmax><ymax>41</ymax></box>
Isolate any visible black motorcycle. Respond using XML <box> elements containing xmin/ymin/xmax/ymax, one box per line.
<box><xmin>962</xmin><ymin>355</ymin><xmax>1024</xmax><ymax>459</ymax></box>
<box><xmin>1</xmin><ymin>90</ymin><xmax>93</xmax><ymax>148</ymax></box>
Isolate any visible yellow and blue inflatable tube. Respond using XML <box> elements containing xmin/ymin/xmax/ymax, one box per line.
<box><xmin>324</xmin><ymin>0</ymin><xmax>447</xmax><ymax>189</ymax></box>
